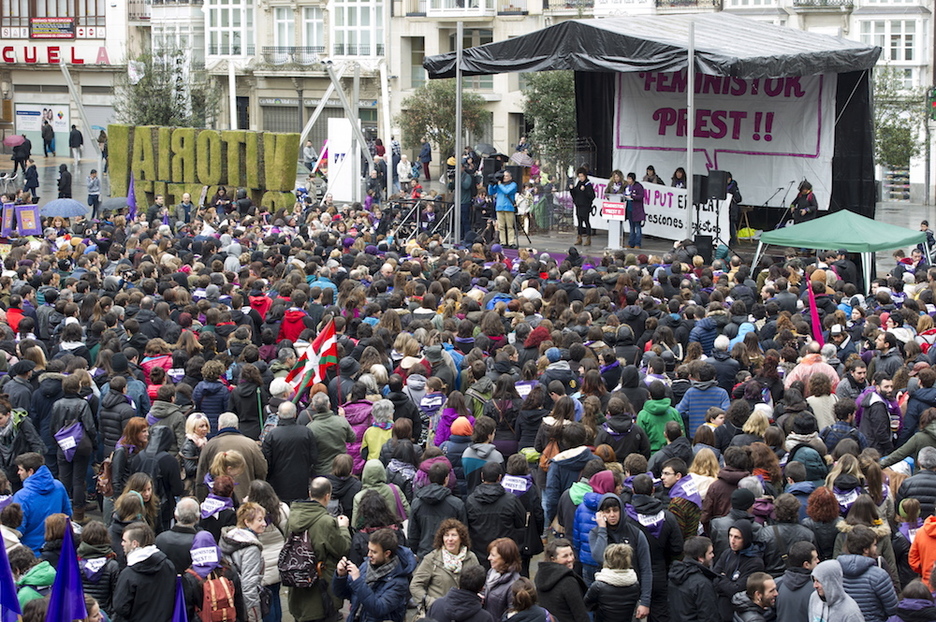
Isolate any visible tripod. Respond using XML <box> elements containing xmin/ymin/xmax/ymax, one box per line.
<box><xmin>693</xmin><ymin>197</ymin><xmax>738</xmax><ymax>259</ymax></box>
<box><xmin>514</xmin><ymin>209</ymin><xmax>533</xmax><ymax>246</ymax></box>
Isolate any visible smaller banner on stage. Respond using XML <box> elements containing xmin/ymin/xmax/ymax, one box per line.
<box><xmin>15</xmin><ymin>204</ymin><xmax>41</xmax><ymax>236</ymax></box>
<box><xmin>588</xmin><ymin>177</ymin><xmax>731</xmax><ymax>243</ymax></box>
<box><xmin>1</xmin><ymin>204</ymin><xmax>14</xmax><ymax>237</ymax></box>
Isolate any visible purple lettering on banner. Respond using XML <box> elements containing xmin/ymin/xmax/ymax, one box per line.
<box><xmin>654</xmin><ymin>108</ymin><xmax>677</xmax><ymax>135</ymax></box>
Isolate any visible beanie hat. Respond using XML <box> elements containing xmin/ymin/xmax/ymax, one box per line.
<box><xmin>546</xmin><ymin>347</ymin><xmax>561</xmax><ymax>363</ymax></box>
<box><xmin>731</xmin><ymin>488</ymin><xmax>756</xmax><ymax>511</ymax></box>
<box><xmin>451</xmin><ymin>416</ymin><xmax>474</xmax><ymax>437</ymax></box>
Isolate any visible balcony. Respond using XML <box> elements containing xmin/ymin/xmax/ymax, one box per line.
<box><xmin>499</xmin><ymin>0</ymin><xmax>528</xmax><ymax>13</ymax></box>
<box><xmin>151</xmin><ymin>0</ymin><xmax>204</xmax><ymax>4</ymax></box>
<box><xmin>544</xmin><ymin>0</ymin><xmax>593</xmax><ymax>11</ymax></box>
<box><xmin>654</xmin><ymin>0</ymin><xmax>720</xmax><ymax>10</ymax></box>
<box><xmin>331</xmin><ymin>43</ymin><xmax>386</xmax><ymax>56</ymax></box>
<box><xmin>260</xmin><ymin>46</ymin><xmax>325</xmax><ymax>65</ymax></box>
<box><xmin>421</xmin><ymin>0</ymin><xmax>496</xmax><ymax>19</ymax></box>
<box><xmin>128</xmin><ymin>0</ymin><xmax>151</xmax><ymax>21</ymax></box>
<box><xmin>208</xmin><ymin>44</ymin><xmax>256</xmax><ymax>56</ymax></box>
<box><xmin>792</xmin><ymin>0</ymin><xmax>852</xmax><ymax>10</ymax></box>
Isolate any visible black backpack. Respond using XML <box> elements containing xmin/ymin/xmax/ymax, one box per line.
<box><xmin>278</xmin><ymin>530</ymin><xmax>322</xmax><ymax>588</ymax></box>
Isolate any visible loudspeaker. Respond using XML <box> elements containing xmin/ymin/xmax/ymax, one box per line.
<box><xmin>482</xmin><ymin>158</ymin><xmax>503</xmax><ymax>180</ymax></box>
<box><xmin>692</xmin><ymin>174</ymin><xmax>708</xmax><ymax>205</ymax></box>
<box><xmin>694</xmin><ymin>235</ymin><xmax>714</xmax><ymax>264</ymax></box>
<box><xmin>505</xmin><ymin>165</ymin><xmax>523</xmax><ymax>185</ymax></box>
<box><xmin>707</xmin><ymin>170</ymin><xmax>729</xmax><ymax>201</ymax></box>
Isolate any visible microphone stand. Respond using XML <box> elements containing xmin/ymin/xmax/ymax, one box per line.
<box><xmin>773</xmin><ymin>180</ymin><xmax>797</xmax><ymax>230</ymax></box>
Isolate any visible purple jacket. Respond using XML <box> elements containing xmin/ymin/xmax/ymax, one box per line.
<box><xmin>626</xmin><ymin>182</ymin><xmax>646</xmax><ymax>222</ymax></box>
<box><xmin>413</xmin><ymin>455</ymin><xmax>457</xmax><ymax>493</ymax></box>
<box><xmin>342</xmin><ymin>399</ymin><xmax>374</xmax><ymax>475</ymax></box>
<box><xmin>435</xmin><ymin>408</ymin><xmax>474</xmax><ymax>447</ymax></box>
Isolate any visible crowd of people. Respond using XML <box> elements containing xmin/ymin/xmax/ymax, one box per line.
<box><xmin>3</xmin><ymin>181</ymin><xmax>936</xmax><ymax>622</ymax></box>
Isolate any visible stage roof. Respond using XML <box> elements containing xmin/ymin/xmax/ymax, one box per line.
<box><xmin>424</xmin><ymin>13</ymin><xmax>881</xmax><ymax>79</ymax></box>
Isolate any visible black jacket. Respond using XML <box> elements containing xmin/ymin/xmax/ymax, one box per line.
<box><xmin>594</xmin><ymin>414</ymin><xmax>651</xmax><ymax>460</ymax></box>
<box><xmin>0</xmin><ymin>414</ymin><xmax>44</xmax><ymax>487</ymax></box>
<box><xmin>897</xmin><ymin>470</ymin><xmax>936</xmax><ymax>520</ymax></box>
<box><xmin>99</xmin><ymin>390</ymin><xmax>137</xmax><ymax>457</ymax></box>
<box><xmin>154</xmin><ymin>524</ymin><xmax>200</xmax><ymax>576</ymax></box>
<box><xmin>227</xmin><ymin>381</ymin><xmax>270</xmax><ymax>441</ymax></box>
<box><xmin>515</xmin><ymin>408</ymin><xmax>548</xmax><ymax>449</ymax></box>
<box><xmin>732</xmin><ymin>592</ymin><xmax>773</xmax><ymax>622</ymax></box>
<box><xmin>711</xmin><ymin>351</ymin><xmax>741</xmax><ymax>394</ymax></box>
<box><xmin>648</xmin><ymin>436</ymin><xmax>693</xmax><ymax>477</ymax></box>
<box><xmin>775</xmin><ymin>566</ymin><xmax>813</xmax><ymax>622</ymax></box>
<box><xmin>262</xmin><ymin>418</ymin><xmax>318</xmax><ymax>502</ymax></box>
<box><xmin>668</xmin><ymin>559</ymin><xmax>721</xmax><ymax>622</ymax></box>
<box><xmin>49</xmin><ymin>393</ymin><xmax>97</xmax><ymax>458</ymax></box>
<box><xmin>713</xmin><ymin>542</ymin><xmax>766</xmax><ymax>621</ymax></box>
<box><xmin>408</xmin><ymin>483</ymin><xmax>467</xmax><ymax>558</ymax></box>
<box><xmin>77</xmin><ymin>543</ymin><xmax>121</xmax><ymax>616</ymax></box>
<box><xmin>29</xmin><ymin>371</ymin><xmax>64</xmax><ymax>457</ymax></box>
<box><xmin>465</xmin><ymin>482</ymin><xmax>525</xmax><ymax>562</ymax></box>
<box><xmin>112</xmin><ymin>547</ymin><xmax>177</xmax><ymax>622</ymax></box>
<box><xmin>324</xmin><ymin>474</ymin><xmax>362</xmax><ymax>524</ymax></box>
<box><xmin>583</xmin><ymin>571</ymin><xmax>641</xmax><ymax>622</ymax></box>
<box><xmin>58</xmin><ymin>169</ymin><xmax>72</xmax><ymax>197</ymax></box>
<box><xmin>428</xmin><ymin>588</ymin><xmax>494</xmax><ymax>622</ymax></box>
<box><xmin>534</xmin><ymin>561</ymin><xmax>589</xmax><ymax>622</ymax></box>
<box><xmin>388</xmin><ymin>391</ymin><xmax>422</xmax><ymax>441</ymax></box>
<box><xmin>628</xmin><ymin>494</ymin><xmax>684</xmax><ymax>585</ymax></box>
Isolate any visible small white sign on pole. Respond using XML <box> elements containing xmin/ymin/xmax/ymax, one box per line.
<box><xmin>328</xmin><ymin>117</ymin><xmax>355</xmax><ymax>203</ymax></box>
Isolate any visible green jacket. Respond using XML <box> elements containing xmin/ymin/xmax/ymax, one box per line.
<box><xmin>307</xmin><ymin>410</ymin><xmax>356</xmax><ymax>476</ymax></box>
<box><xmin>285</xmin><ymin>499</ymin><xmax>352</xmax><ymax>622</ymax></box>
<box><xmin>352</xmin><ymin>459</ymin><xmax>410</xmax><ymax>529</ymax></box>
<box><xmin>17</xmin><ymin>560</ymin><xmax>55</xmax><ymax>608</ymax></box>
<box><xmin>883</xmin><ymin>421</ymin><xmax>936</xmax><ymax>467</ymax></box>
<box><xmin>637</xmin><ymin>398</ymin><xmax>683</xmax><ymax>453</ymax></box>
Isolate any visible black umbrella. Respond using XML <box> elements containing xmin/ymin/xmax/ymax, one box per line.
<box><xmin>475</xmin><ymin>143</ymin><xmax>497</xmax><ymax>157</ymax></box>
<box><xmin>100</xmin><ymin>196</ymin><xmax>131</xmax><ymax>212</ymax></box>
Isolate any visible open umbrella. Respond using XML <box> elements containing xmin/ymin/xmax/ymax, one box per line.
<box><xmin>100</xmin><ymin>196</ymin><xmax>131</xmax><ymax>212</ymax></box>
<box><xmin>2</xmin><ymin>135</ymin><xmax>24</xmax><ymax>147</ymax></box>
<box><xmin>40</xmin><ymin>199</ymin><xmax>88</xmax><ymax>218</ymax></box>
<box><xmin>510</xmin><ymin>152</ymin><xmax>534</xmax><ymax>167</ymax></box>
<box><xmin>475</xmin><ymin>143</ymin><xmax>497</xmax><ymax>157</ymax></box>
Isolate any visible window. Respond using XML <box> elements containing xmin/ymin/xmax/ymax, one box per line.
<box><xmin>332</xmin><ymin>0</ymin><xmax>384</xmax><ymax>56</ymax></box>
<box><xmin>861</xmin><ymin>20</ymin><xmax>917</xmax><ymax>62</ymax></box>
<box><xmin>303</xmin><ymin>7</ymin><xmax>324</xmax><ymax>51</ymax></box>
<box><xmin>273</xmin><ymin>6</ymin><xmax>294</xmax><ymax>47</ymax></box>
<box><xmin>207</xmin><ymin>0</ymin><xmax>254</xmax><ymax>56</ymax></box>
<box><xmin>451</xmin><ymin>29</ymin><xmax>493</xmax><ymax>89</ymax></box>
<box><xmin>1</xmin><ymin>0</ymin><xmax>105</xmax><ymax>36</ymax></box>
<box><xmin>410</xmin><ymin>37</ymin><xmax>425</xmax><ymax>88</ymax></box>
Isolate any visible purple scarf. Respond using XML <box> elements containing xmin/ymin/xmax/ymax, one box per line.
<box><xmin>669</xmin><ymin>475</ymin><xmax>702</xmax><ymax>508</ymax></box>
<box><xmin>599</xmin><ymin>360</ymin><xmax>620</xmax><ymax>375</ymax></box>
<box><xmin>833</xmin><ymin>486</ymin><xmax>863</xmax><ymax>516</ymax></box>
<box><xmin>200</xmin><ymin>493</ymin><xmax>234</xmax><ymax>519</ymax></box>
<box><xmin>79</xmin><ymin>557</ymin><xmax>110</xmax><ymax>581</ymax></box>
<box><xmin>625</xmin><ymin>503</ymin><xmax>666</xmax><ymax>538</ymax></box>
<box><xmin>0</xmin><ymin>494</ymin><xmax>11</xmax><ymax>513</ymax></box>
<box><xmin>899</xmin><ymin>519</ymin><xmax>922</xmax><ymax>542</ymax></box>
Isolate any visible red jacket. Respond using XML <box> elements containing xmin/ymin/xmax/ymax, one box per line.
<box><xmin>6</xmin><ymin>307</ymin><xmax>23</xmax><ymax>334</ymax></box>
<box><xmin>277</xmin><ymin>308</ymin><xmax>310</xmax><ymax>342</ymax></box>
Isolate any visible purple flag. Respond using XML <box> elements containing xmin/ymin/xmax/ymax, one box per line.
<box><xmin>162</xmin><ymin>211</ymin><xmax>170</xmax><ymax>226</ymax></box>
<box><xmin>46</xmin><ymin>518</ymin><xmax>87</xmax><ymax>622</ymax></box>
<box><xmin>0</xmin><ymin>533</ymin><xmax>21</xmax><ymax>622</ymax></box>
<box><xmin>128</xmin><ymin>171</ymin><xmax>137</xmax><ymax>222</ymax></box>
<box><xmin>172</xmin><ymin>576</ymin><xmax>188</xmax><ymax>622</ymax></box>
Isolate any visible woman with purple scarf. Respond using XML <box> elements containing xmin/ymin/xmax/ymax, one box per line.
<box><xmin>199</xmin><ymin>474</ymin><xmax>238</xmax><ymax>545</ymax></box>
<box><xmin>182</xmin><ymin>530</ymin><xmax>247</xmax><ymax>622</ymax></box>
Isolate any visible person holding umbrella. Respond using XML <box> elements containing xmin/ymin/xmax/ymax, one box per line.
<box><xmin>11</xmin><ymin>135</ymin><xmax>30</xmax><ymax>176</ymax></box>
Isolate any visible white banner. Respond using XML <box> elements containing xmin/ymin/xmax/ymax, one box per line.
<box><xmin>15</xmin><ymin>104</ymin><xmax>69</xmax><ymax>133</ymax></box>
<box><xmin>327</xmin><ymin>117</ymin><xmax>355</xmax><ymax>203</ymax></box>
<box><xmin>613</xmin><ymin>72</ymin><xmax>836</xmax><ymax>212</ymax></box>
<box><xmin>587</xmin><ymin>177</ymin><xmax>731</xmax><ymax>243</ymax></box>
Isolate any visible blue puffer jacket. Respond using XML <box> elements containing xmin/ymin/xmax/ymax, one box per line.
<box><xmin>192</xmin><ymin>380</ymin><xmax>230</xmax><ymax>433</ymax></box>
<box><xmin>12</xmin><ymin>465</ymin><xmax>72</xmax><ymax>553</ymax></box>
<box><xmin>572</xmin><ymin>491</ymin><xmax>603</xmax><ymax>567</ymax></box>
<box><xmin>688</xmin><ymin>317</ymin><xmax>719</xmax><ymax>356</ymax></box>
<box><xmin>837</xmin><ymin>553</ymin><xmax>898</xmax><ymax>622</ymax></box>
<box><xmin>333</xmin><ymin>546</ymin><xmax>417</xmax><ymax>622</ymax></box>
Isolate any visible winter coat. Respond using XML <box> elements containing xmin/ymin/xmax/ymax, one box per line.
<box><xmin>146</xmin><ymin>399</ymin><xmax>186</xmax><ymax>453</ymax></box>
<box><xmin>594</xmin><ymin>414</ymin><xmax>650</xmax><ymax>460</ymax></box>
<box><xmin>0</xmin><ymin>412</ymin><xmax>44</xmax><ymax>488</ymax></box>
<box><xmin>11</xmin><ymin>465</ymin><xmax>71</xmax><ymax>553</ymax></box>
<box><xmin>29</xmin><ymin>371</ymin><xmax>65</xmax><ymax>458</ymax></box>
<box><xmin>353</xmin><ymin>460</ymin><xmax>409</xmax><ymax>528</ymax></box>
<box><xmin>860</xmin><ymin>390</ymin><xmax>895</xmax><ymax>456</ymax></box>
<box><xmin>77</xmin><ymin>541</ymin><xmax>121</xmax><ymax>616</ymax></box>
<box><xmin>5</xmin><ymin>376</ymin><xmax>32</xmax><ymax>412</ymax></box>
<box><xmin>407</xmin><ymin>483</ymin><xmax>467</xmax><ymax>557</ymax></box>
<box><xmin>628</xmin><ymin>493</ymin><xmax>685</xmax><ymax>587</ymax></box>
<box><xmin>285</xmin><ymin>499</ymin><xmax>351</xmax><ymax>621</ymax></box>
<box><xmin>342</xmin><ymin>399</ymin><xmax>374</xmax><ymax>474</ymax></box>
<box><xmin>700</xmin><ymin>467</ymin><xmax>750</xmax><ymax>531</ymax></box>
<box><xmin>49</xmin><ymin>392</ymin><xmax>97</xmax><ymax>459</ymax></box>
<box><xmin>410</xmin><ymin>548</ymin><xmax>482</xmax><ymax>612</ymax></box>
<box><xmin>731</xmin><ymin>592</ymin><xmax>773</xmax><ymax>622</ymax></box>
<box><xmin>16</xmin><ymin>559</ymin><xmax>55</xmax><ymax>608</ymax></box>
<box><xmin>545</xmin><ymin>446</ymin><xmax>595</xmax><ymax>523</ymax></box>
<box><xmin>901</xmin><ymin>388</ymin><xmax>936</xmax><ymax>447</ymax></box>
<box><xmin>712</xmin><ymin>523</ymin><xmax>766</xmax><ymax>622</ymax></box>
<box><xmin>587</xmin><ymin>494</ymin><xmax>654</xmax><ymax>608</ymax></box>
<box><xmin>539</xmin><ymin>361</ymin><xmax>578</xmax><ymax>396</ymax></box>
<box><xmin>636</xmin><ymin>398</ymin><xmax>682</xmax><ymax>454</ymax></box>
<box><xmin>689</xmin><ymin>317</ymin><xmax>721</xmax><ymax>355</ymax></box>
<box><xmin>534</xmin><ymin>561</ymin><xmax>589</xmax><ymax>622</ymax></box>
<box><xmin>886</xmin><ymin>421</ymin><xmax>936</xmax><ymax>469</ymax></box>
<box><xmin>154</xmin><ymin>524</ymin><xmax>198</xmax><ymax>577</ymax></box>
<box><xmin>667</xmin><ymin>559</ymin><xmax>721</xmax><ymax>622</ymax></box>
<box><xmin>262</xmin><ymin>417</ymin><xmax>318</xmax><ymax>502</ymax></box>
<box><xmin>220</xmin><ymin>527</ymin><xmax>264</xmax><ymax>619</ymax></box>
<box><xmin>482</xmin><ymin>568</ymin><xmax>519</xmax><ymax>622</ymax></box>
<box><xmin>802</xmin><ymin>517</ymin><xmax>843</xmax><ymax>561</ymax></box>
<box><xmin>887</xmin><ymin>598</ymin><xmax>936</xmax><ymax>622</ymax></box>
<box><xmin>192</xmin><ymin>380</ymin><xmax>230</xmax><ymax>432</ymax></box>
<box><xmin>308</xmin><ymin>409</ymin><xmax>356</xmax><ymax>476</ymax></box>
<box><xmin>647</xmin><ymin>436</ymin><xmax>693</xmax><ymax>477</ymax></box>
<box><xmin>112</xmin><ymin>546</ymin><xmax>178</xmax><ymax>622</ymax></box>
<box><xmin>428</xmin><ymin>588</ymin><xmax>494</xmax><ymax>622</ymax></box>
<box><xmin>619</xmin><ymin>366</ymin><xmax>651</xmax><ymax>414</ymax></box>
<box><xmin>711</xmin><ymin>350</ymin><xmax>741</xmax><ymax>394</ymax></box>
<box><xmin>898</xmin><ymin>470</ymin><xmax>936</xmax><ymax>520</ymax></box>
<box><xmin>257</xmin><ymin>503</ymin><xmax>289</xmax><ymax>586</ymax></box>
<box><xmin>333</xmin><ymin>545</ymin><xmax>417</xmax><ymax>622</ymax></box>
<box><xmin>461</xmin><ymin>442</ymin><xmax>505</xmax><ymax>493</ymax></box>
<box><xmin>572</xmin><ymin>491</ymin><xmax>604</xmax><ymax>567</ymax></box>
<box><xmin>838</xmin><ymin>553</ymin><xmax>899</xmax><ymax>622</ymax></box>
<box><xmin>465</xmin><ymin>482</ymin><xmax>525</xmax><ymax>561</ymax></box>
<box><xmin>775</xmin><ymin>566</ymin><xmax>813</xmax><ymax>622</ymax></box>
<box><xmin>227</xmin><ymin>381</ymin><xmax>269</xmax><ymax>441</ymax></box>
<box><xmin>785</xmin><ymin>439</ymin><xmax>829</xmax><ymax>487</ymax></box>
<box><xmin>909</xmin><ymin>515</ymin><xmax>936</xmax><ymax>584</ymax></box>
<box><xmin>195</xmin><ymin>429</ymin><xmax>269</xmax><ymax>502</ymax></box>
<box><xmin>808</xmin><ymin>559</ymin><xmax>865</xmax><ymax>622</ymax></box>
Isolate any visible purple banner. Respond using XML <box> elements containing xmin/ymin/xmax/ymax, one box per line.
<box><xmin>15</xmin><ymin>204</ymin><xmax>41</xmax><ymax>236</ymax></box>
<box><xmin>0</xmin><ymin>204</ymin><xmax>13</xmax><ymax>237</ymax></box>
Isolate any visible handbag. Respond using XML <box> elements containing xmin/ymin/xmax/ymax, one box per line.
<box><xmin>96</xmin><ymin>453</ymin><xmax>114</xmax><ymax>497</ymax></box>
<box><xmin>54</xmin><ymin>420</ymin><xmax>85</xmax><ymax>462</ymax></box>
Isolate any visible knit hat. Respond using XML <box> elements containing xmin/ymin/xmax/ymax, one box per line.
<box><xmin>450</xmin><ymin>416</ymin><xmax>473</xmax><ymax>437</ymax></box>
<box><xmin>425</xmin><ymin>345</ymin><xmax>444</xmax><ymax>364</ymax></box>
<box><xmin>10</xmin><ymin>360</ymin><xmax>35</xmax><ymax>377</ymax></box>
<box><xmin>546</xmin><ymin>347</ymin><xmax>562</xmax><ymax>363</ymax></box>
<box><xmin>111</xmin><ymin>353</ymin><xmax>129</xmax><ymax>373</ymax></box>
<box><xmin>731</xmin><ymin>488</ymin><xmax>756</xmax><ymax>511</ymax></box>
<box><xmin>589</xmin><ymin>471</ymin><xmax>617</xmax><ymax>495</ymax></box>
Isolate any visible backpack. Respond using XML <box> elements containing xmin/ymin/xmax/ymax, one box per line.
<box><xmin>538</xmin><ymin>438</ymin><xmax>560</xmax><ymax>473</ymax></box>
<box><xmin>278</xmin><ymin>529</ymin><xmax>323</xmax><ymax>588</ymax></box>
<box><xmin>187</xmin><ymin>569</ymin><xmax>237</xmax><ymax>622</ymax></box>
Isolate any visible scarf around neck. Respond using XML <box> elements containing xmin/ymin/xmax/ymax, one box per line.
<box><xmin>669</xmin><ymin>475</ymin><xmax>702</xmax><ymax>508</ymax></box>
<box><xmin>200</xmin><ymin>493</ymin><xmax>234</xmax><ymax>519</ymax></box>
<box><xmin>365</xmin><ymin>554</ymin><xmax>399</xmax><ymax>585</ymax></box>
<box><xmin>594</xmin><ymin>567</ymin><xmax>638</xmax><ymax>587</ymax></box>
<box><xmin>441</xmin><ymin>546</ymin><xmax>468</xmax><ymax>574</ymax></box>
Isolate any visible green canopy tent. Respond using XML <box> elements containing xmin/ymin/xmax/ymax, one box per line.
<box><xmin>752</xmin><ymin>210</ymin><xmax>929</xmax><ymax>294</ymax></box>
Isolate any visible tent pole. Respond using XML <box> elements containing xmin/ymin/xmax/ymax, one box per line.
<box><xmin>752</xmin><ymin>241</ymin><xmax>764</xmax><ymax>268</ymax></box>
<box><xmin>454</xmin><ymin>20</ymin><xmax>464</xmax><ymax>245</ymax></box>
<box><xmin>684</xmin><ymin>20</ymin><xmax>695</xmax><ymax>240</ymax></box>
<box><xmin>864</xmin><ymin>252</ymin><xmax>872</xmax><ymax>295</ymax></box>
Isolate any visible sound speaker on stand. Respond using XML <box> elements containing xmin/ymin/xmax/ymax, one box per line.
<box><xmin>692</xmin><ymin>174</ymin><xmax>709</xmax><ymax>205</ymax></box>
<box><xmin>707</xmin><ymin>170</ymin><xmax>729</xmax><ymax>201</ymax></box>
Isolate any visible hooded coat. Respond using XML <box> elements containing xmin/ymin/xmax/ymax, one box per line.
<box><xmin>332</xmin><ymin>545</ymin><xmax>417</xmax><ymax>622</ymax></box>
<box><xmin>407</xmin><ymin>482</ymin><xmax>467</xmax><ymax>557</ymax></box>
<box><xmin>595</xmin><ymin>413</ymin><xmax>651</xmax><ymax>459</ymax></box>
<box><xmin>465</xmin><ymin>481</ymin><xmax>525</xmax><ymax>561</ymax></box>
<box><xmin>77</xmin><ymin>539</ymin><xmax>121</xmax><ymax>616</ymax></box>
<box><xmin>544</xmin><ymin>446</ymin><xmax>595</xmax><ymax>524</ymax></box>
<box><xmin>227</xmin><ymin>381</ymin><xmax>270</xmax><ymax>441</ymax></box>
<box><xmin>12</xmin><ymin>465</ymin><xmax>72</xmax><ymax>553</ymax></box>
<box><xmin>192</xmin><ymin>379</ymin><xmax>229</xmax><ymax>432</ymax></box>
<box><xmin>700</xmin><ymin>467</ymin><xmax>750</xmax><ymax>530</ymax></box>
<box><xmin>220</xmin><ymin>527</ymin><xmax>265</xmax><ymax>617</ymax></box>
<box><xmin>807</xmin><ymin>560</ymin><xmax>865</xmax><ymax>622</ymax></box>
<box><xmin>712</xmin><ymin>521</ymin><xmax>766</xmax><ymax>622</ymax></box>
<box><xmin>887</xmin><ymin>598</ymin><xmax>936</xmax><ymax>622</ymax></box>
<box><xmin>285</xmin><ymin>499</ymin><xmax>352</xmax><ymax>621</ymax></box>
<box><xmin>29</xmin><ymin>370</ymin><xmax>65</xmax><ymax>461</ymax></box>
<box><xmin>461</xmin><ymin>442</ymin><xmax>505</xmax><ymax>493</ymax></box>
<box><xmin>628</xmin><ymin>493</ymin><xmax>685</xmax><ymax>587</ymax></box>
<box><xmin>619</xmin><ymin>366</ymin><xmax>651</xmax><ymax>414</ymax></box>
<box><xmin>16</xmin><ymin>559</ymin><xmax>56</xmax><ymax>607</ymax></box>
<box><xmin>112</xmin><ymin>546</ymin><xmax>177</xmax><ymax>622</ymax></box>
<box><xmin>838</xmin><ymin>553</ymin><xmax>899</xmax><ymax>622</ymax></box>
<box><xmin>667</xmin><ymin>559</ymin><xmax>721</xmax><ymax>622</ymax></box>
<box><xmin>353</xmin><ymin>460</ymin><xmax>409</xmax><ymax>529</ymax></box>
<box><xmin>636</xmin><ymin>398</ymin><xmax>682</xmax><ymax>454</ymax></box>
<box><xmin>775</xmin><ymin>565</ymin><xmax>814</xmax><ymax>622</ymax></box>
<box><xmin>588</xmin><ymin>493</ymin><xmax>654</xmax><ymax>608</ymax></box>
<box><xmin>534</xmin><ymin>561</ymin><xmax>589</xmax><ymax>622</ymax></box>
<box><xmin>909</xmin><ymin>515</ymin><xmax>936</xmax><ymax>584</ymax></box>
<box><xmin>146</xmin><ymin>399</ymin><xmax>186</xmax><ymax>453</ymax></box>
<box><xmin>342</xmin><ymin>399</ymin><xmax>374</xmax><ymax>474</ymax></box>
<box><xmin>428</xmin><ymin>588</ymin><xmax>494</xmax><ymax>622</ymax></box>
